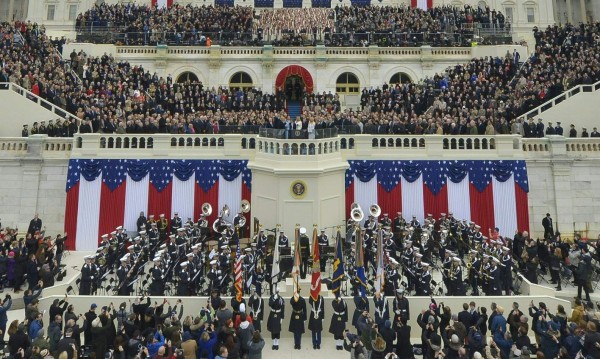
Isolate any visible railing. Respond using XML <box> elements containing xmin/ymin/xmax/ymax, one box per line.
<box><xmin>341</xmin><ymin>135</ymin><xmax>522</xmax><ymax>159</ymax></box>
<box><xmin>1</xmin><ymin>83</ymin><xmax>77</xmax><ymax>121</ymax></box>
<box><xmin>258</xmin><ymin>128</ymin><xmax>338</xmax><ymax>139</ymax></box>
<box><xmin>107</xmin><ymin>44</ymin><xmax>485</xmax><ymax>62</ymax></box>
<box><xmin>521</xmin><ymin>80</ymin><xmax>600</xmax><ymax>119</ymax></box>
<box><xmin>71</xmin><ymin>133</ymin><xmax>254</xmax><ymax>158</ymax></box>
<box><xmin>7</xmin><ymin>133</ymin><xmax>600</xmax><ymax>161</ymax></box>
<box><xmin>0</xmin><ymin>136</ymin><xmax>73</xmax><ymax>159</ymax></box>
<box><xmin>257</xmin><ymin>137</ymin><xmax>341</xmax><ymax>156</ymax></box>
<box><xmin>520</xmin><ymin>136</ymin><xmax>600</xmax><ymax>159</ymax></box>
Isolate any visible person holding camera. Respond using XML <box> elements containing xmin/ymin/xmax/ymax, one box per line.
<box><xmin>198</xmin><ymin>324</ymin><xmax>217</xmax><ymax>359</ymax></box>
<box><xmin>344</xmin><ymin>330</ymin><xmax>368</xmax><ymax>359</ymax></box>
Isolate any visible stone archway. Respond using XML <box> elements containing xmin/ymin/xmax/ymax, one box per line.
<box><xmin>275</xmin><ymin>65</ymin><xmax>314</xmax><ymax>94</ymax></box>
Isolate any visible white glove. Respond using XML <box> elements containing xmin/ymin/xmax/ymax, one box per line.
<box><xmin>90</xmin><ymin>276</ymin><xmax>94</xmax><ymax>280</ymax></box>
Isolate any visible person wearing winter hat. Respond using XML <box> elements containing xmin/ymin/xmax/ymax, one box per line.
<box><xmin>427</xmin><ymin>332</ymin><xmax>442</xmax><ymax>358</ymax></box>
<box><xmin>370</xmin><ymin>330</ymin><xmax>386</xmax><ymax>359</ymax></box>
<box><xmin>238</xmin><ymin>313</ymin><xmax>255</xmax><ymax>357</ymax></box>
<box><xmin>379</xmin><ymin>320</ymin><xmax>395</xmax><ymax>354</ymax></box>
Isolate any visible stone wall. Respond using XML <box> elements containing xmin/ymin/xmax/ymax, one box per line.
<box><xmin>3</xmin><ymin>135</ymin><xmax>600</xmax><ymax>241</ymax></box>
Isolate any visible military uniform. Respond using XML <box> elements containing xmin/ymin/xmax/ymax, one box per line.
<box><xmin>392</xmin><ymin>289</ymin><xmax>410</xmax><ymax>328</ymax></box>
<box><xmin>318</xmin><ymin>231</ymin><xmax>328</xmax><ymax>272</ymax></box>
<box><xmin>158</xmin><ymin>215</ymin><xmax>169</xmax><ymax>240</ymax></box>
<box><xmin>299</xmin><ymin>231</ymin><xmax>310</xmax><ymax>278</ymax></box>
<box><xmin>308</xmin><ymin>295</ymin><xmax>325</xmax><ymax>349</ymax></box>
<box><xmin>289</xmin><ymin>295</ymin><xmax>307</xmax><ymax>349</ymax></box>
<box><xmin>278</xmin><ymin>233</ymin><xmax>289</xmax><ymax>251</ymax></box>
<box><xmin>267</xmin><ymin>293</ymin><xmax>285</xmax><ymax>349</ymax></box>
<box><xmin>328</xmin><ymin>296</ymin><xmax>348</xmax><ymax>350</ymax></box>
<box><xmin>171</xmin><ymin>214</ymin><xmax>182</xmax><ymax>235</ymax></box>
<box><xmin>487</xmin><ymin>261</ymin><xmax>502</xmax><ymax>295</ymax></box>
<box><xmin>373</xmin><ymin>294</ymin><xmax>389</xmax><ymax>325</ymax></box>
<box><xmin>79</xmin><ymin>257</ymin><xmax>94</xmax><ymax>295</ymax></box>
<box><xmin>248</xmin><ymin>293</ymin><xmax>264</xmax><ymax>332</ymax></box>
<box><xmin>417</xmin><ymin>263</ymin><xmax>431</xmax><ymax>296</ymax></box>
<box><xmin>177</xmin><ymin>262</ymin><xmax>191</xmax><ymax>296</ymax></box>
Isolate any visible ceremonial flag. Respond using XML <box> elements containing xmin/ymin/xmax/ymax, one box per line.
<box><xmin>345</xmin><ymin>160</ymin><xmax>529</xmax><ymax>238</ymax></box>
<box><xmin>271</xmin><ymin>226</ymin><xmax>281</xmax><ymax>285</ymax></box>
<box><xmin>64</xmin><ymin>159</ymin><xmax>252</xmax><ymax>250</ymax></box>
<box><xmin>152</xmin><ymin>0</ymin><xmax>174</xmax><ymax>8</ymax></box>
<box><xmin>234</xmin><ymin>229</ymin><xmax>243</xmax><ymax>301</ymax></box>
<box><xmin>411</xmin><ymin>0</ymin><xmax>432</xmax><ymax>10</ymax></box>
<box><xmin>374</xmin><ymin>227</ymin><xmax>384</xmax><ymax>293</ymax></box>
<box><xmin>355</xmin><ymin>227</ymin><xmax>368</xmax><ymax>297</ymax></box>
<box><xmin>331</xmin><ymin>228</ymin><xmax>345</xmax><ymax>296</ymax></box>
<box><xmin>292</xmin><ymin>225</ymin><xmax>301</xmax><ymax>293</ymax></box>
<box><xmin>310</xmin><ymin>226</ymin><xmax>321</xmax><ymax>301</ymax></box>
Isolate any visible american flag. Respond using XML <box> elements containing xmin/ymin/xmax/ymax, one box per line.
<box><xmin>374</xmin><ymin>228</ymin><xmax>384</xmax><ymax>294</ymax></box>
<box><xmin>310</xmin><ymin>226</ymin><xmax>321</xmax><ymax>301</ymax></box>
<box><xmin>345</xmin><ymin>160</ymin><xmax>529</xmax><ymax>239</ymax></box>
<box><xmin>64</xmin><ymin>159</ymin><xmax>251</xmax><ymax>251</ymax></box>
<box><xmin>234</xmin><ymin>231</ymin><xmax>243</xmax><ymax>301</ymax></box>
<box><xmin>292</xmin><ymin>226</ymin><xmax>301</xmax><ymax>293</ymax></box>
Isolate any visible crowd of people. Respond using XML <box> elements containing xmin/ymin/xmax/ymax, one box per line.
<box><xmin>4</xmin><ymin>292</ymin><xmax>600</xmax><ymax>359</ymax></box>
<box><xmin>0</xmin><ymin>214</ymin><xmax>67</xmax><ymax>294</ymax></box>
<box><xmin>75</xmin><ymin>4</ymin><xmax>255</xmax><ymax>46</ymax></box>
<box><xmin>3</xmin><ymin>14</ymin><xmax>600</xmax><ymax>139</ymax></box>
<box><xmin>254</xmin><ymin>8</ymin><xmax>334</xmax><ymax>45</ymax></box>
<box><xmin>73</xmin><ymin>3</ymin><xmax>510</xmax><ymax>47</ymax></box>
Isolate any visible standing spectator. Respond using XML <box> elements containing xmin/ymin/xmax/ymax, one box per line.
<box><xmin>27</xmin><ymin>213</ymin><xmax>43</xmax><ymax>237</ymax></box>
<box><xmin>237</xmin><ymin>313</ymin><xmax>254</xmax><ymax>357</ymax></box>
<box><xmin>0</xmin><ymin>294</ymin><xmax>12</xmax><ymax>343</ymax></box>
<box><xmin>247</xmin><ymin>331</ymin><xmax>264</xmax><ymax>359</ymax></box>
<box><xmin>541</xmin><ymin>214</ymin><xmax>553</xmax><ymax>240</ymax></box>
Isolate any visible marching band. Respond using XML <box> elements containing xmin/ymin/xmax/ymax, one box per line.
<box><xmin>81</xmin><ymin>201</ymin><xmax>519</xmax><ymax>302</ymax></box>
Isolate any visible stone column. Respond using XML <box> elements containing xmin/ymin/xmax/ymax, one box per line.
<box><xmin>579</xmin><ymin>0</ymin><xmax>587</xmax><ymax>23</ymax></box>
<box><xmin>19</xmin><ymin>135</ymin><xmax>46</xmax><ymax>227</ymax></box>
<box><xmin>566</xmin><ymin>0</ymin><xmax>573</xmax><ymax>23</ymax></box>
<box><xmin>7</xmin><ymin>0</ymin><xmax>15</xmax><ymax>22</ymax></box>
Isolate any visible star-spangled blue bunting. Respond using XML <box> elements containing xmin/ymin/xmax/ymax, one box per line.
<box><xmin>66</xmin><ymin>159</ymin><xmax>252</xmax><ymax>193</ymax></box>
<box><xmin>346</xmin><ymin>160</ymin><xmax>528</xmax><ymax>193</ymax></box>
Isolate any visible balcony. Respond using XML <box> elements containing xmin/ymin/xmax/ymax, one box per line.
<box><xmin>6</xmin><ymin>134</ymin><xmax>600</xmax><ymax>163</ymax></box>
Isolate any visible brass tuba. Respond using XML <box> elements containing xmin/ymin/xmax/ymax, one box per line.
<box><xmin>241</xmin><ymin>199</ymin><xmax>251</xmax><ymax>213</ymax></box>
<box><xmin>369</xmin><ymin>204</ymin><xmax>381</xmax><ymax>218</ymax></box>
<box><xmin>201</xmin><ymin>203</ymin><xmax>212</xmax><ymax>217</ymax></box>
<box><xmin>351</xmin><ymin>205</ymin><xmax>364</xmax><ymax>222</ymax></box>
<box><xmin>220</xmin><ymin>205</ymin><xmax>230</xmax><ymax>219</ymax></box>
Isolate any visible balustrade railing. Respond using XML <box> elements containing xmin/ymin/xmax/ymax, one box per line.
<box><xmin>6</xmin><ymin>134</ymin><xmax>600</xmax><ymax>161</ymax></box>
<box><xmin>257</xmin><ymin>137</ymin><xmax>340</xmax><ymax>156</ymax></box>
<box><xmin>1</xmin><ymin>83</ymin><xmax>77</xmax><ymax>122</ymax></box>
<box><xmin>0</xmin><ymin>136</ymin><xmax>72</xmax><ymax>159</ymax></box>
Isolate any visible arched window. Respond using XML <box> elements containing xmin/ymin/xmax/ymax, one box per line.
<box><xmin>389</xmin><ymin>72</ymin><xmax>412</xmax><ymax>85</ymax></box>
<box><xmin>229</xmin><ymin>72</ymin><xmax>253</xmax><ymax>91</ymax></box>
<box><xmin>176</xmin><ymin>71</ymin><xmax>200</xmax><ymax>84</ymax></box>
<box><xmin>335</xmin><ymin>72</ymin><xmax>359</xmax><ymax>94</ymax></box>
